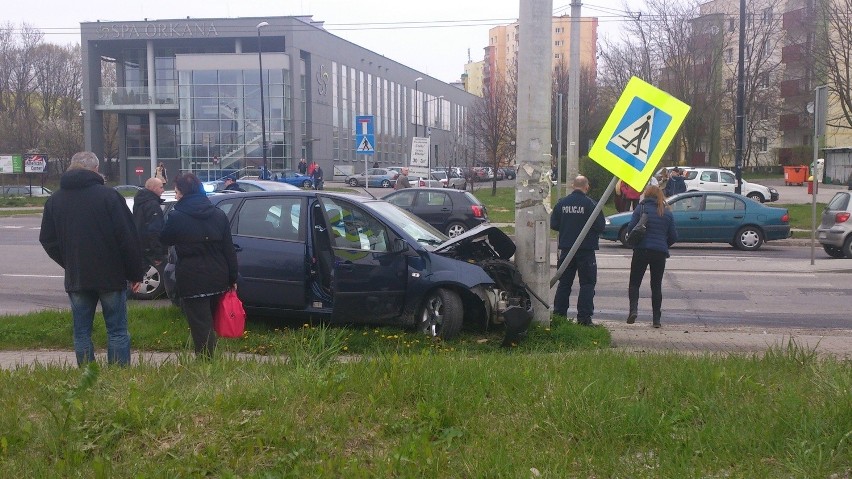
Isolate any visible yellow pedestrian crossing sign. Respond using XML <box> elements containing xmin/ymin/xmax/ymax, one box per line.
<box><xmin>589</xmin><ymin>76</ymin><xmax>690</xmax><ymax>191</ymax></box>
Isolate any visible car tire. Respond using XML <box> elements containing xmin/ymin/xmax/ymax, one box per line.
<box><xmin>823</xmin><ymin>244</ymin><xmax>846</xmax><ymax>259</ymax></box>
<box><xmin>381</xmin><ymin>179</ymin><xmax>391</xmax><ymax>188</ymax></box>
<box><xmin>618</xmin><ymin>226</ymin><xmax>630</xmax><ymax>247</ymax></box>
<box><xmin>132</xmin><ymin>262</ymin><xmax>165</xmax><ymax>300</ymax></box>
<box><xmin>746</xmin><ymin>192</ymin><xmax>765</xmax><ymax>203</ymax></box>
<box><xmin>418</xmin><ymin>288</ymin><xmax>463</xmax><ymax>339</ymax></box>
<box><xmin>843</xmin><ymin>235</ymin><xmax>852</xmax><ymax>259</ymax></box>
<box><xmin>302</xmin><ymin>180</ymin><xmax>312</xmax><ymax>188</ymax></box>
<box><xmin>446</xmin><ymin>222</ymin><xmax>467</xmax><ymax>238</ymax></box>
<box><xmin>348</xmin><ymin>178</ymin><xmax>359</xmax><ymax>187</ymax></box>
<box><xmin>734</xmin><ymin>226</ymin><xmax>764</xmax><ymax>251</ymax></box>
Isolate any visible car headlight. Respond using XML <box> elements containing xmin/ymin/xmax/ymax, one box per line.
<box><xmin>769</xmin><ymin>187</ymin><xmax>778</xmax><ymax>193</ymax></box>
<box><xmin>605</xmin><ymin>218</ymin><xmax>611</xmax><ymax>225</ymax></box>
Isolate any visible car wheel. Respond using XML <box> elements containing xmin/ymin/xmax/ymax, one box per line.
<box><xmin>381</xmin><ymin>179</ymin><xmax>391</xmax><ymax>188</ymax></box>
<box><xmin>843</xmin><ymin>235</ymin><xmax>852</xmax><ymax>259</ymax></box>
<box><xmin>618</xmin><ymin>226</ymin><xmax>630</xmax><ymax>247</ymax></box>
<box><xmin>446</xmin><ymin>222</ymin><xmax>467</xmax><ymax>238</ymax></box>
<box><xmin>418</xmin><ymin>288</ymin><xmax>463</xmax><ymax>339</ymax></box>
<box><xmin>302</xmin><ymin>180</ymin><xmax>312</xmax><ymax>188</ymax></box>
<box><xmin>348</xmin><ymin>178</ymin><xmax>359</xmax><ymax>186</ymax></box>
<box><xmin>823</xmin><ymin>244</ymin><xmax>846</xmax><ymax>259</ymax></box>
<box><xmin>734</xmin><ymin>226</ymin><xmax>764</xmax><ymax>251</ymax></box>
<box><xmin>132</xmin><ymin>262</ymin><xmax>165</xmax><ymax>300</ymax></box>
<box><xmin>746</xmin><ymin>192</ymin><xmax>765</xmax><ymax>203</ymax></box>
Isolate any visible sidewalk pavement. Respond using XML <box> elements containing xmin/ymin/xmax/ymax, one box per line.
<box><xmin>2</xmin><ymin>322</ymin><xmax>849</xmax><ymax>370</ymax></box>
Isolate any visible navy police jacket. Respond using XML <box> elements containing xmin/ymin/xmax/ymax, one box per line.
<box><xmin>550</xmin><ymin>189</ymin><xmax>605</xmax><ymax>251</ymax></box>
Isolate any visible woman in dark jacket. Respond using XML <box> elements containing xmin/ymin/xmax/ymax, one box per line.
<box><xmin>160</xmin><ymin>173</ymin><xmax>238</xmax><ymax>357</ymax></box>
<box><xmin>626</xmin><ymin>184</ymin><xmax>678</xmax><ymax>328</ymax></box>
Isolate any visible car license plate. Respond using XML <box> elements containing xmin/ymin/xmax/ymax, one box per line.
<box><xmin>819</xmin><ymin>232</ymin><xmax>827</xmax><ymax>239</ymax></box>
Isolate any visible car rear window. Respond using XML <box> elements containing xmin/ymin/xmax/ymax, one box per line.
<box><xmin>827</xmin><ymin>192</ymin><xmax>850</xmax><ymax>211</ymax></box>
<box><xmin>463</xmin><ymin>192</ymin><xmax>482</xmax><ymax>205</ymax></box>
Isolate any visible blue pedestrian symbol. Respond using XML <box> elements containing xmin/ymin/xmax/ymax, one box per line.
<box><xmin>606</xmin><ymin>97</ymin><xmax>672</xmax><ymax>171</ymax></box>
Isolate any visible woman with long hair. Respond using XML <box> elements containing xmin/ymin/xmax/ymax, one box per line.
<box><xmin>626</xmin><ymin>184</ymin><xmax>677</xmax><ymax>328</ymax></box>
<box><xmin>160</xmin><ymin>173</ymin><xmax>238</xmax><ymax>357</ymax></box>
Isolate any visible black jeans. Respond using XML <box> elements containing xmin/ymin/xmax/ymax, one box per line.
<box><xmin>628</xmin><ymin>248</ymin><xmax>668</xmax><ymax>316</ymax></box>
<box><xmin>553</xmin><ymin>249</ymin><xmax>597</xmax><ymax>322</ymax></box>
<box><xmin>181</xmin><ymin>294</ymin><xmax>222</xmax><ymax>358</ymax></box>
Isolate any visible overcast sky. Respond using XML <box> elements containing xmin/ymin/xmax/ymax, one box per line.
<box><xmin>5</xmin><ymin>0</ymin><xmax>645</xmax><ymax>83</ymax></box>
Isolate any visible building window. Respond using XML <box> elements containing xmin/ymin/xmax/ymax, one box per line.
<box><xmin>555</xmin><ymin>53</ymin><xmax>560</xmax><ymax>59</ymax></box>
<box><xmin>725</xmin><ymin>48</ymin><xmax>733</xmax><ymax>63</ymax></box>
<box><xmin>759</xmin><ymin>72</ymin><xmax>770</xmax><ymax>88</ymax></box>
<box><xmin>762</xmin><ymin>7</ymin><xmax>773</xmax><ymax>24</ymax></box>
<box><xmin>726</xmin><ymin>79</ymin><xmax>734</xmax><ymax>92</ymax></box>
<box><xmin>555</xmin><ymin>40</ymin><xmax>564</xmax><ymax>46</ymax></box>
<box><xmin>728</xmin><ymin>18</ymin><xmax>735</xmax><ymax>32</ymax></box>
<box><xmin>555</xmin><ymin>27</ymin><xmax>564</xmax><ymax>33</ymax></box>
<box><xmin>759</xmin><ymin>105</ymin><xmax>769</xmax><ymax>120</ymax></box>
<box><xmin>756</xmin><ymin>137</ymin><xmax>768</xmax><ymax>152</ymax></box>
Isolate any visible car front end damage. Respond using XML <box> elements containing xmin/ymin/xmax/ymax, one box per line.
<box><xmin>433</xmin><ymin>226</ymin><xmax>534</xmax><ymax>345</ymax></box>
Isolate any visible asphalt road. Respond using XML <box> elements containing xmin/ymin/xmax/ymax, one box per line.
<box><xmin>2</xmin><ymin>213</ymin><xmax>850</xmax><ymax>332</ymax></box>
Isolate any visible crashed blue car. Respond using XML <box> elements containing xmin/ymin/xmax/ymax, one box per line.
<box><xmin>167</xmin><ymin>190</ymin><xmax>533</xmax><ymax>343</ymax></box>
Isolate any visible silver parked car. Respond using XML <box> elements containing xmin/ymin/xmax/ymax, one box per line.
<box><xmin>817</xmin><ymin>191</ymin><xmax>852</xmax><ymax>258</ymax></box>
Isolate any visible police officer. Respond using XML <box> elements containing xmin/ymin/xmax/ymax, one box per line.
<box><xmin>550</xmin><ymin>175</ymin><xmax>606</xmax><ymax>326</ymax></box>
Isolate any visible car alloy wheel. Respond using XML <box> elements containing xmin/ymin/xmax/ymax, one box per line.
<box><xmin>302</xmin><ymin>180</ymin><xmax>312</xmax><ymax>188</ymax></box>
<box><xmin>734</xmin><ymin>226</ymin><xmax>764</xmax><ymax>251</ymax></box>
<box><xmin>843</xmin><ymin>235</ymin><xmax>852</xmax><ymax>259</ymax></box>
<box><xmin>446</xmin><ymin>222</ymin><xmax>467</xmax><ymax>238</ymax></box>
<box><xmin>348</xmin><ymin>178</ymin><xmax>359</xmax><ymax>186</ymax></box>
<box><xmin>381</xmin><ymin>179</ymin><xmax>391</xmax><ymax>188</ymax></box>
<box><xmin>418</xmin><ymin>288</ymin><xmax>463</xmax><ymax>339</ymax></box>
<box><xmin>132</xmin><ymin>262</ymin><xmax>165</xmax><ymax>300</ymax></box>
<box><xmin>746</xmin><ymin>192</ymin><xmax>765</xmax><ymax>203</ymax></box>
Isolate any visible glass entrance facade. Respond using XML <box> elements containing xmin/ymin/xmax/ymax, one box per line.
<box><xmin>178</xmin><ymin>67</ymin><xmax>292</xmax><ymax>174</ymax></box>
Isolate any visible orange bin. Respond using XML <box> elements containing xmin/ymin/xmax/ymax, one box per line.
<box><xmin>784</xmin><ymin>165</ymin><xmax>808</xmax><ymax>186</ymax></box>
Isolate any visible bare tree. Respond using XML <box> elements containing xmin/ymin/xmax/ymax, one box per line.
<box><xmin>467</xmin><ymin>76</ymin><xmax>516</xmax><ymax>196</ymax></box>
<box><xmin>816</xmin><ymin>0</ymin><xmax>852</xmax><ymax>131</ymax></box>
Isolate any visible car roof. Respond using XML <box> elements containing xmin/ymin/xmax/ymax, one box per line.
<box><xmin>207</xmin><ymin>189</ymin><xmax>383</xmax><ymax>205</ymax></box>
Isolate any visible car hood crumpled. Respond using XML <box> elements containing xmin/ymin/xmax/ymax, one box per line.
<box><xmin>433</xmin><ymin>224</ymin><xmax>516</xmax><ymax>260</ymax></box>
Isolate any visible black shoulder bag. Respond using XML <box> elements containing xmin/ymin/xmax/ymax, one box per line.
<box><xmin>626</xmin><ymin>204</ymin><xmax>648</xmax><ymax>247</ymax></box>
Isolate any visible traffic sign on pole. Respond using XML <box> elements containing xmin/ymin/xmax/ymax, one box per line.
<box><xmin>588</xmin><ymin>76</ymin><xmax>690</xmax><ymax>191</ymax></box>
<box><xmin>355</xmin><ymin>115</ymin><xmax>375</xmax><ymax>154</ymax></box>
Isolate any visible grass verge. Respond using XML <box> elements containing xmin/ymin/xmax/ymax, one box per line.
<box><xmin>0</xmin><ymin>336</ymin><xmax>849</xmax><ymax>477</ymax></box>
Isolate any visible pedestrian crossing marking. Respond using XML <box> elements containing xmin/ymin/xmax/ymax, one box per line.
<box><xmin>589</xmin><ymin>77</ymin><xmax>690</xmax><ymax>191</ymax></box>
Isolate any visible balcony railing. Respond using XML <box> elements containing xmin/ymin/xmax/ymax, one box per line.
<box><xmin>782</xmin><ymin>8</ymin><xmax>811</xmax><ymax>31</ymax></box>
<box><xmin>780</xmin><ymin>113</ymin><xmax>808</xmax><ymax>131</ymax></box>
<box><xmin>782</xmin><ymin>44</ymin><xmax>806</xmax><ymax>64</ymax></box>
<box><xmin>97</xmin><ymin>86</ymin><xmax>177</xmax><ymax>108</ymax></box>
<box><xmin>780</xmin><ymin>78</ymin><xmax>807</xmax><ymax>98</ymax></box>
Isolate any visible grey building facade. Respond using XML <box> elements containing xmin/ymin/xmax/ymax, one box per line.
<box><xmin>80</xmin><ymin>16</ymin><xmax>476</xmax><ymax>182</ymax></box>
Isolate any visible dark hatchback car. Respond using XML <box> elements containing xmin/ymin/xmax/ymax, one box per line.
<box><xmin>165</xmin><ymin>190</ymin><xmax>532</xmax><ymax>342</ymax></box>
<box><xmin>382</xmin><ymin>188</ymin><xmax>488</xmax><ymax>237</ymax></box>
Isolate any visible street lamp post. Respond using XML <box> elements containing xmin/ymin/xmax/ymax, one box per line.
<box><xmin>257</xmin><ymin>21</ymin><xmax>269</xmax><ymax>179</ymax></box>
<box><xmin>414</xmin><ymin>77</ymin><xmax>423</xmax><ymax>137</ymax></box>
<box><xmin>423</xmin><ymin>95</ymin><xmax>443</xmax><ymax>173</ymax></box>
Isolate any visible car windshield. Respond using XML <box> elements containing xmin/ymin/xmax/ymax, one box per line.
<box><xmin>366</xmin><ymin>201</ymin><xmax>448</xmax><ymax>247</ymax></box>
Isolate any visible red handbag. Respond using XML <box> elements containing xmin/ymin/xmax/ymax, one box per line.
<box><xmin>214</xmin><ymin>290</ymin><xmax>246</xmax><ymax>338</ymax></box>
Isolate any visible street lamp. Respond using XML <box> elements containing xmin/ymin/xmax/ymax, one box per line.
<box><xmin>423</xmin><ymin>95</ymin><xmax>444</xmax><ymax>171</ymax></box>
<box><xmin>414</xmin><ymin>77</ymin><xmax>423</xmax><ymax>137</ymax></box>
<box><xmin>256</xmin><ymin>21</ymin><xmax>269</xmax><ymax>178</ymax></box>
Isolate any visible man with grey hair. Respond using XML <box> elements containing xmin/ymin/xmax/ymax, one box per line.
<box><xmin>40</xmin><ymin>151</ymin><xmax>144</xmax><ymax>366</ymax></box>
<box><xmin>133</xmin><ymin>177</ymin><xmax>167</xmax><ymax>267</ymax></box>
<box><xmin>550</xmin><ymin>175</ymin><xmax>606</xmax><ymax>326</ymax></box>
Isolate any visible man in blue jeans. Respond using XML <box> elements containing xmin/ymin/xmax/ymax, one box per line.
<box><xmin>550</xmin><ymin>175</ymin><xmax>606</xmax><ymax>325</ymax></box>
<box><xmin>40</xmin><ymin>151</ymin><xmax>144</xmax><ymax>366</ymax></box>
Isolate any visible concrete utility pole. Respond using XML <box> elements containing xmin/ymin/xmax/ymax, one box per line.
<box><xmin>566</xmin><ymin>0</ymin><xmax>582</xmax><ymax>193</ymax></box>
<box><xmin>515</xmin><ymin>0</ymin><xmax>554</xmax><ymax>324</ymax></box>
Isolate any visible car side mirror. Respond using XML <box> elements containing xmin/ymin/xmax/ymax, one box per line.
<box><xmin>390</xmin><ymin>238</ymin><xmax>408</xmax><ymax>254</ymax></box>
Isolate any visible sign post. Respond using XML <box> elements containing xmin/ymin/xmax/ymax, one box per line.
<box><xmin>551</xmin><ymin>77</ymin><xmax>691</xmax><ymax>286</ymax></box>
<box><xmin>355</xmin><ymin>115</ymin><xmax>375</xmax><ymax>188</ymax></box>
<box><xmin>409</xmin><ymin>137</ymin><xmax>430</xmax><ymax>180</ymax></box>
<box><xmin>135</xmin><ymin>166</ymin><xmax>144</xmax><ymax>185</ymax></box>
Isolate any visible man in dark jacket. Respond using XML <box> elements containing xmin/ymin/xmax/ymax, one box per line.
<box><xmin>312</xmin><ymin>164</ymin><xmax>324</xmax><ymax>190</ymax></box>
<box><xmin>223</xmin><ymin>177</ymin><xmax>245</xmax><ymax>192</ymax></box>
<box><xmin>39</xmin><ymin>151</ymin><xmax>144</xmax><ymax>366</ymax></box>
<box><xmin>550</xmin><ymin>175</ymin><xmax>606</xmax><ymax>325</ymax></box>
<box><xmin>132</xmin><ymin>177</ymin><xmax>167</xmax><ymax>265</ymax></box>
<box><xmin>664</xmin><ymin>167</ymin><xmax>687</xmax><ymax>196</ymax></box>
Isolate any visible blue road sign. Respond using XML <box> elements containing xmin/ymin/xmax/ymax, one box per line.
<box><xmin>605</xmin><ymin>96</ymin><xmax>673</xmax><ymax>171</ymax></box>
<box><xmin>355</xmin><ymin>115</ymin><xmax>375</xmax><ymax>154</ymax></box>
